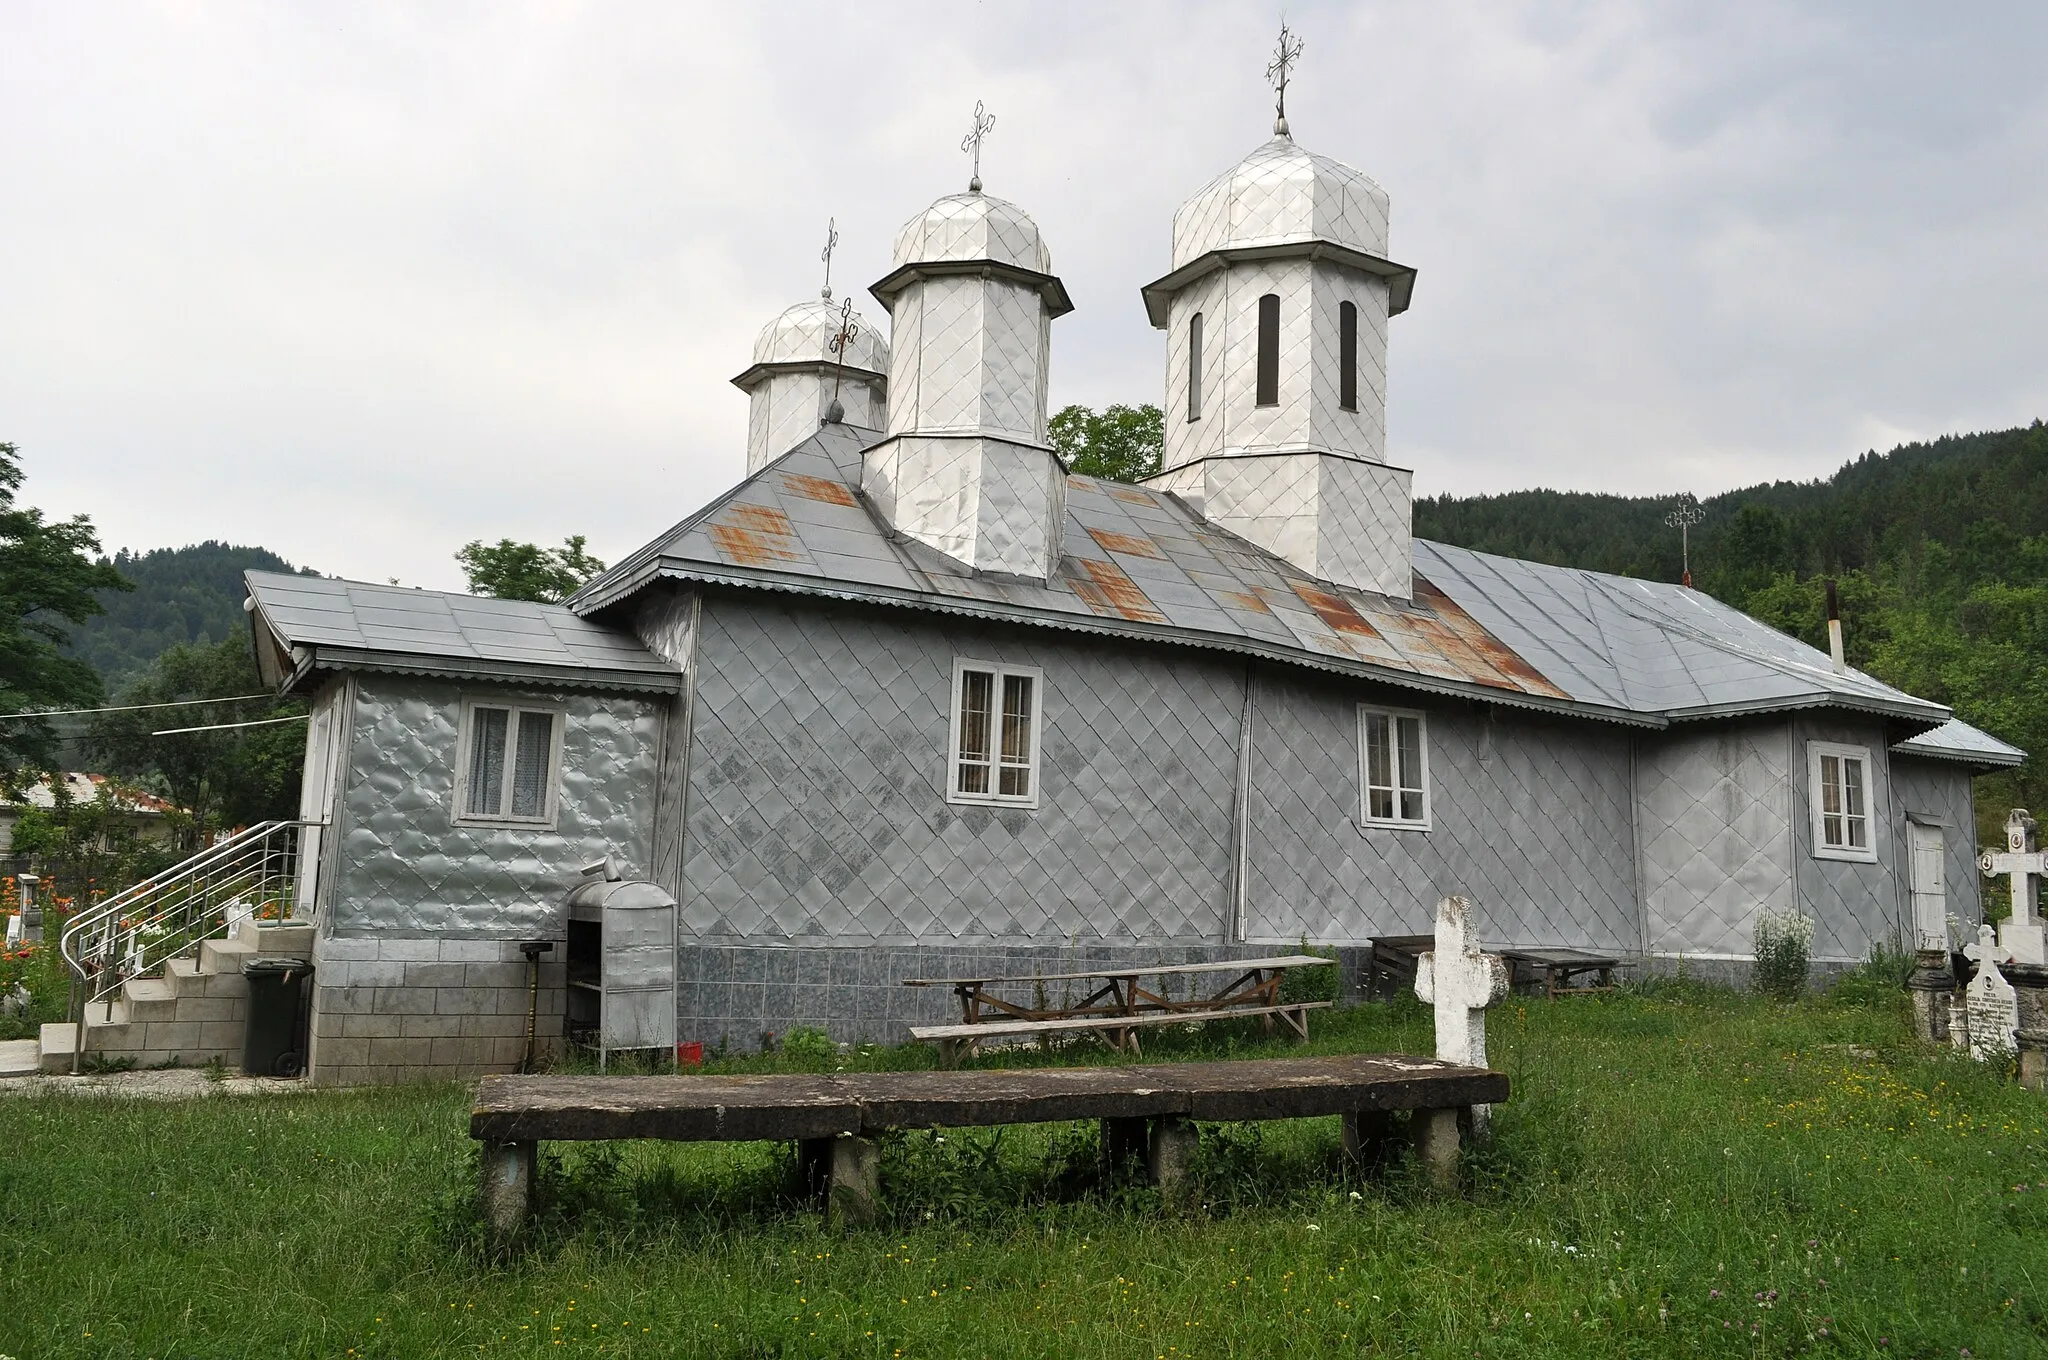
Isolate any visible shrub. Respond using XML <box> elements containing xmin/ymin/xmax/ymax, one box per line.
<box><xmin>1752</xmin><ymin>908</ymin><xmax>1815</xmax><ymax>999</ymax></box>
<box><xmin>778</xmin><ymin>1026</ymin><xmax>840</xmax><ymax>1070</ymax></box>
<box><xmin>1279</xmin><ymin>944</ymin><xmax>1339</xmax><ymax>1005</ymax></box>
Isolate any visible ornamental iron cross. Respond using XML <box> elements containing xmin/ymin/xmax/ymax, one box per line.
<box><xmin>962</xmin><ymin>100</ymin><xmax>995</xmax><ymax>192</ymax></box>
<box><xmin>820</xmin><ymin>217</ymin><xmax>839</xmax><ymax>301</ymax></box>
<box><xmin>1664</xmin><ymin>494</ymin><xmax>1705</xmax><ymax>586</ymax></box>
<box><xmin>1267</xmin><ymin>20</ymin><xmax>1304</xmax><ymax>133</ymax></box>
<box><xmin>826</xmin><ymin>295</ymin><xmax>859</xmax><ymax>417</ymax></box>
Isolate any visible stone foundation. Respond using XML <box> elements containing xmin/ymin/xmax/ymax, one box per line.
<box><xmin>307</xmin><ymin>935</ymin><xmax>564</xmax><ymax>1086</ymax></box>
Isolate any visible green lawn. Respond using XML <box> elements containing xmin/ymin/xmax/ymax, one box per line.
<box><xmin>1</xmin><ymin>981</ymin><xmax>2043</xmax><ymax>1359</ymax></box>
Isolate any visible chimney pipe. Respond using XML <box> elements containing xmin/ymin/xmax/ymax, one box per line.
<box><xmin>1824</xmin><ymin>578</ymin><xmax>1845</xmax><ymax>673</ymax></box>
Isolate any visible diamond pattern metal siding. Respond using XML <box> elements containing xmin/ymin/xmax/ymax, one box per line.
<box><xmin>1219</xmin><ymin>259</ymin><xmax>1315</xmax><ymax>450</ymax></box>
<box><xmin>748</xmin><ymin>371</ymin><xmax>885</xmax><ymax>474</ymax></box>
<box><xmin>974</xmin><ymin>438</ymin><xmax>1063</xmax><ymax>579</ymax></box>
<box><xmin>679</xmin><ymin>596</ymin><xmax>1242</xmax><ymax>946</ymax></box>
<box><xmin>1242</xmin><ymin>667</ymin><xmax>1638</xmax><ymax>949</ymax></box>
<box><xmin>1172</xmin><ymin>137</ymin><xmax>1392</xmax><ymax>270</ymax></box>
<box><xmin>1638</xmin><ymin>721</ymin><xmax>1794</xmax><ymax>957</ymax></box>
<box><xmin>1162</xmin><ymin>273</ymin><xmax>1228</xmax><ymax>471</ymax></box>
<box><xmin>1791</xmin><ymin>715</ymin><xmax>1901</xmax><ymax>962</ymax></box>
<box><xmin>886</xmin><ymin>274</ymin><xmax>1048</xmax><ymax>446</ymax></box>
<box><xmin>893</xmin><ymin>192</ymin><xmax>1051</xmax><ymax>273</ymax></box>
<box><xmin>752</xmin><ymin>299</ymin><xmax>887</xmax><ymax>373</ymax></box>
<box><xmin>1319</xmin><ymin>456</ymin><xmax>1412</xmax><ymax>598</ymax></box>
<box><xmin>1889</xmin><ymin>755</ymin><xmax>1983</xmax><ymax>929</ymax></box>
<box><xmin>1306</xmin><ymin>269</ymin><xmax>1390</xmax><ymax>462</ymax></box>
<box><xmin>330</xmin><ymin>677</ymin><xmax>660</xmax><ymax>937</ymax></box>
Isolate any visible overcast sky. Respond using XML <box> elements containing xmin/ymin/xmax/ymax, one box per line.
<box><xmin>5</xmin><ymin>2</ymin><xmax>2045</xmax><ymax>591</ymax></box>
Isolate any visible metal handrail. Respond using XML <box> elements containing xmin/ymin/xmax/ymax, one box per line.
<box><xmin>59</xmin><ymin>820</ymin><xmax>313</xmax><ymax>1009</ymax></box>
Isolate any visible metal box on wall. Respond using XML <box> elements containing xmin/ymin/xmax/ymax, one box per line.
<box><xmin>564</xmin><ymin>867</ymin><xmax>677</xmax><ymax>1069</ymax></box>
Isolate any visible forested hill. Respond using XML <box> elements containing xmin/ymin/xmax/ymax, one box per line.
<box><xmin>65</xmin><ymin>542</ymin><xmax>316</xmax><ymax>689</ymax></box>
<box><xmin>1414</xmin><ymin>420</ymin><xmax>2048</xmax><ymax>591</ymax></box>
<box><xmin>1417</xmin><ymin>419</ymin><xmax>2048</xmax><ymax>827</ymax></box>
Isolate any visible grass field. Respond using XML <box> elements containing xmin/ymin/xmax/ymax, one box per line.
<box><xmin>1</xmin><ymin>978</ymin><xmax>2043</xmax><ymax>1359</ymax></box>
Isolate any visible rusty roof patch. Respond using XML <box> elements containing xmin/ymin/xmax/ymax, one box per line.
<box><xmin>1412</xmin><ymin>579</ymin><xmax>1569</xmax><ymax>699</ymax></box>
<box><xmin>1067</xmin><ymin>558</ymin><xmax>1167</xmax><ymax>624</ymax></box>
<box><xmin>1218</xmin><ymin>589</ymin><xmax>1272</xmax><ymax>615</ymax></box>
<box><xmin>1105</xmin><ymin>484</ymin><xmax>1155</xmax><ymax>506</ymax></box>
<box><xmin>707</xmin><ymin>504</ymin><xmax>802</xmax><ymax>567</ymax></box>
<box><xmin>780</xmin><ymin>472</ymin><xmax>857</xmax><ymax>506</ymax></box>
<box><xmin>1290</xmin><ymin>582</ymin><xmax>1382</xmax><ymax>638</ymax></box>
<box><xmin>1087</xmin><ymin>527</ymin><xmax>1167</xmax><ymax>560</ymax></box>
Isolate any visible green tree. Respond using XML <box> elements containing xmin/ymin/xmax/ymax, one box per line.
<box><xmin>1050</xmin><ymin>404</ymin><xmax>1164</xmax><ymax>483</ymax></box>
<box><xmin>0</xmin><ymin>441</ymin><xmax>132</xmax><ymax>773</ymax></box>
<box><xmin>454</xmin><ymin>535</ymin><xmax>607</xmax><ymax>603</ymax></box>
<box><xmin>88</xmin><ymin>636</ymin><xmax>305</xmax><ymax>849</ymax></box>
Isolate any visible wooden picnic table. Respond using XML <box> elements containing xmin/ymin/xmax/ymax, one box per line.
<box><xmin>1365</xmin><ymin>935</ymin><xmax>1622</xmax><ymax>1000</ymax></box>
<box><xmin>902</xmin><ymin>954</ymin><xmax>1335</xmax><ymax>1063</ymax></box>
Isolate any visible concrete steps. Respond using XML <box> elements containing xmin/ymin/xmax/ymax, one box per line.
<box><xmin>27</xmin><ymin>918</ymin><xmax>314</xmax><ymax>1074</ymax></box>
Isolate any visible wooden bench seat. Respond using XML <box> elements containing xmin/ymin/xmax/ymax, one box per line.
<box><xmin>909</xmin><ymin>1001</ymin><xmax>1333</xmax><ymax>1065</ymax></box>
<box><xmin>470</xmin><ymin>1053</ymin><xmax>1508</xmax><ymax>1236</ymax></box>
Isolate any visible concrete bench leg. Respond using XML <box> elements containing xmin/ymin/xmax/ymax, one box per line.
<box><xmin>1147</xmin><ymin>1115</ymin><xmax>1199</xmax><ymax>1208</ymax></box>
<box><xmin>1412</xmin><ymin>1107</ymin><xmax>1460</xmax><ymax>1188</ymax></box>
<box><xmin>478</xmin><ymin>1140</ymin><xmax>535</xmax><ymax>1241</ymax></box>
<box><xmin>826</xmin><ymin>1134</ymin><xmax>881</xmax><ymax>1228</ymax></box>
<box><xmin>1341</xmin><ymin>1109</ymin><xmax>1399</xmax><ymax>1166</ymax></box>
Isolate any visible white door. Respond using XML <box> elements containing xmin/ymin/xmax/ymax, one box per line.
<box><xmin>1909</xmin><ymin>823</ymin><xmax>1946</xmax><ymax>950</ymax></box>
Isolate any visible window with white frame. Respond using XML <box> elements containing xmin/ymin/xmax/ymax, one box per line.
<box><xmin>1359</xmin><ymin>705</ymin><xmax>1430</xmax><ymax>829</ymax></box>
<box><xmin>1809</xmin><ymin>740</ymin><xmax>1875</xmax><ymax>860</ymax></box>
<box><xmin>949</xmin><ymin>660</ymin><xmax>1041</xmax><ymax>807</ymax></box>
<box><xmin>456</xmin><ymin>699</ymin><xmax>564</xmax><ymax>825</ymax></box>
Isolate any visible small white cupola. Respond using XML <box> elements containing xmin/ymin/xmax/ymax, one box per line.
<box><xmin>860</xmin><ymin>105</ymin><xmax>1074</xmax><ymax>581</ymax></box>
<box><xmin>1140</xmin><ymin>35</ymin><xmax>1420</xmax><ymax>599</ymax></box>
<box><xmin>731</xmin><ymin>222</ymin><xmax>889</xmax><ymax>473</ymax></box>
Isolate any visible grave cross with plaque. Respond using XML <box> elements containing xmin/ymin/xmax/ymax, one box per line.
<box><xmin>1978</xmin><ymin>808</ymin><xmax>2047</xmax><ymax>966</ymax></box>
<box><xmin>1961</xmin><ymin>924</ymin><xmax>2022</xmax><ymax>1061</ymax></box>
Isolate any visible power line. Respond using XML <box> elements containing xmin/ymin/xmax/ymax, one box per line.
<box><xmin>0</xmin><ymin>693</ymin><xmax>279</xmax><ymax>722</ymax></box>
<box><xmin>152</xmin><ymin>714</ymin><xmax>311</xmax><ymax>737</ymax></box>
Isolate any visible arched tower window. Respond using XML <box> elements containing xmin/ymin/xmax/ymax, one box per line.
<box><xmin>1256</xmin><ymin>294</ymin><xmax>1280</xmax><ymax>407</ymax></box>
<box><xmin>1187</xmin><ymin>312</ymin><xmax>1204</xmax><ymax>422</ymax></box>
<box><xmin>1339</xmin><ymin>300</ymin><xmax>1358</xmax><ymax>412</ymax></box>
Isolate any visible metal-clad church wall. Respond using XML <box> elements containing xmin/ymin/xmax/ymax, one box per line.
<box><xmin>1790</xmin><ymin>714</ymin><xmax>1899</xmax><ymax>962</ymax></box>
<box><xmin>1241</xmin><ymin>669</ymin><xmax>1638</xmax><ymax>950</ymax></box>
<box><xmin>1888</xmin><ymin>754</ymin><xmax>1982</xmax><ymax>929</ymax></box>
<box><xmin>677</xmin><ymin>595</ymin><xmax>1244</xmax><ymax>947</ymax></box>
<box><xmin>1638</xmin><ymin>719</ymin><xmax>1795</xmax><ymax>957</ymax></box>
<box><xmin>328</xmin><ymin>677</ymin><xmax>661</xmax><ymax>937</ymax></box>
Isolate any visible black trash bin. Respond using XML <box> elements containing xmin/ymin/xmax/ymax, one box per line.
<box><xmin>242</xmin><ymin>957</ymin><xmax>314</xmax><ymax>1077</ymax></box>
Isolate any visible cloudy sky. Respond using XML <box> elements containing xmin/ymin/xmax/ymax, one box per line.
<box><xmin>5</xmin><ymin>2</ymin><xmax>2045</xmax><ymax>591</ymax></box>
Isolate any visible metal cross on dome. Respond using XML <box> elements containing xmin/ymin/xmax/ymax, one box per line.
<box><xmin>962</xmin><ymin>100</ymin><xmax>996</xmax><ymax>193</ymax></box>
<box><xmin>820</xmin><ymin>217</ymin><xmax>839</xmax><ymax>301</ymax></box>
<box><xmin>1266</xmin><ymin>20</ymin><xmax>1305</xmax><ymax>135</ymax></box>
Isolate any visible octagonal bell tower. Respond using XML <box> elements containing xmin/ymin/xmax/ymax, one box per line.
<box><xmin>1141</xmin><ymin>112</ymin><xmax>1419</xmax><ymax>599</ymax></box>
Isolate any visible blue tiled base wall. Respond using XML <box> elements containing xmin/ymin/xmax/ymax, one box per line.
<box><xmin>676</xmin><ymin>943</ymin><xmax>1321</xmax><ymax>1052</ymax></box>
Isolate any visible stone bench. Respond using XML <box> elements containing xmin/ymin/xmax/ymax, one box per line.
<box><xmin>909</xmin><ymin>1000</ymin><xmax>1333</xmax><ymax>1066</ymax></box>
<box><xmin>469</xmin><ymin>1052</ymin><xmax>1509</xmax><ymax>1237</ymax></box>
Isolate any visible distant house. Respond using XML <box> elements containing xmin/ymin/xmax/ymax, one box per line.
<box><xmin>0</xmin><ymin>772</ymin><xmax>177</xmax><ymax>858</ymax></box>
<box><xmin>238</xmin><ymin>119</ymin><xmax>2021</xmax><ymax>1087</ymax></box>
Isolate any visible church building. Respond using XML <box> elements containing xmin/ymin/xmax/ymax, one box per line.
<box><xmin>242</xmin><ymin>96</ymin><xmax>2020</xmax><ymax>1085</ymax></box>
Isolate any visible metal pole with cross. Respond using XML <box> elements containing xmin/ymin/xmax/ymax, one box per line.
<box><xmin>1664</xmin><ymin>496</ymin><xmax>1705</xmax><ymax>588</ymax></box>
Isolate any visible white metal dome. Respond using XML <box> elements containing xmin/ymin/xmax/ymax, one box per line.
<box><xmin>892</xmin><ymin>191</ymin><xmax>1052</xmax><ymax>274</ymax></box>
<box><xmin>1171</xmin><ymin>135</ymin><xmax>1391</xmax><ymax>271</ymax></box>
<box><xmin>750</xmin><ymin>298</ymin><xmax>888</xmax><ymax>375</ymax></box>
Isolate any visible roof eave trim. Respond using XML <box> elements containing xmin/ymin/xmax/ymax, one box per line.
<box><xmin>1661</xmin><ymin>692</ymin><xmax>1950</xmax><ymax>727</ymax></box>
<box><xmin>869</xmin><ymin>259</ymin><xmax>1074</xmax><ymax>318</ymax></box>
<box><xmin>643</xmin><ymin>558</ymin><xmax>1663</xmax><ymax>729</ymax></box>
<box><xmin>1142</xmin><ymin>241</ymin><xmax>1418</xmax><ymax>327</ymax></box>
<box><xmin>289</xmin><ymin>645</ymin><xmax>684</xmax><ymax>695</ymax></box>
<box><xmin>730</xmin><ymin>359</ymin><xmax>889</xmax><ymax>394</ymax></box>
<box><xmin>1891</xmin><ymin>744</ymin><xmax>2026</xmax><ymax>770</ymax></box>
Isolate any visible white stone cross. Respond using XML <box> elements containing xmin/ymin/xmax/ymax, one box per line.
<box><xmin>1963</xmin><ymin>924</ymin><xmax>2021</xmax><ymax>1061</ymax></box>
<box><xmin>1415</xmin><ymin>896</ymin><xmax>1512</xmax><ymax>1132</ymax></box>
<box><xmin>1979</xmin><ymin>808</ymin><xmax>2047</xmax><ymax>965</ymax></box>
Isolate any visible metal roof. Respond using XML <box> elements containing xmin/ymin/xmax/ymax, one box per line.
<box><xmin>569</xmin><ymin>424</ymin><xmax>1974</xmax><ymax>740</ymax></box>
<box><xmin>244</xmin><ymin>572</ymin><xmax>681</xmax><ymax>694</ymax></box>
<box><xmin>1891</xmin><ymin>718</ymin><xmax>2024</xmax><ymax>768</ymax></box>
